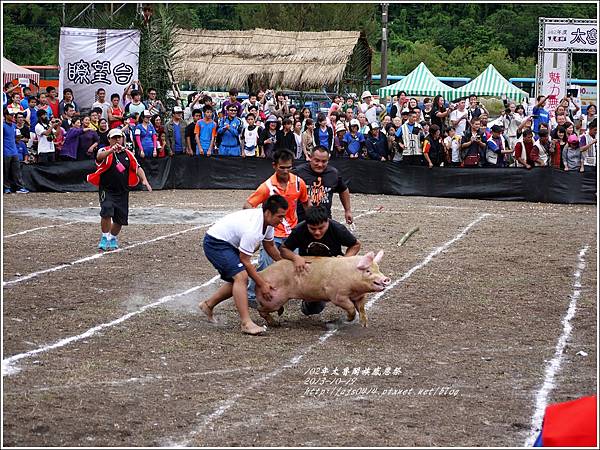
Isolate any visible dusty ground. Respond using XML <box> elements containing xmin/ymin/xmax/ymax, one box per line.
<box><xmin>2</xmin><ymin>190</ymin><xmax>597</xmax><ymax>447</ymax></box>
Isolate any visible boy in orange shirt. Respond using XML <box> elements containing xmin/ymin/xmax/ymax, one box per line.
<box><xmin>244</xmin><ymin>149</ymin><xmax>310</xmax><ymax>304</ymax></box>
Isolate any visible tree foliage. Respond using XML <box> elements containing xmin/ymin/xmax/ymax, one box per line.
<box><xmin>2</xmin><ymin>2</ymin><xmax>597</xmax><ymax>83</ymax></box>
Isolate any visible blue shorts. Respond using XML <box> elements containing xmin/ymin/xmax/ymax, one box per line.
<box><xmin>203</xmin><ymin>234</ymin><xmax>245</xmax><ymax>282</ymax></box>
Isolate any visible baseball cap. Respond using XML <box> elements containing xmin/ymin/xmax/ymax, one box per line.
<box><xmin>350</xmin><ymin>119</ymin><xmax>360</xmax><ymax>127</ymax></box>
<box><xmin>568</xmin><ymin>134</ymin><xmax>579</xmax><ymax>144</ymax></box>
<box><xmin>361</xmin><ymin>91</ymin><xmax>372</xmax><ymax>100</ymax></box>
<box><xmin>143</xmin><ymin>110</ymin><xmax>151</xmax><ymax>117</ymax></box>
<box><xmin>173</xmin><ymin>106</ymin><xmax>183</xmax><ymax>113</ymax></box>
<box><xmin>108</xmin><ymin>128</ymin><xmax>124</xmax><ymax>139</ymax></box>
<box><xmin>370</xmin><ymin>121</ymin><xmax>381</xmax><ymax>129</ymax></box>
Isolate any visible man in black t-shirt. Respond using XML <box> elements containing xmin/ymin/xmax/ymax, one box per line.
<box><xmin>280</xmin><ymin>205</ymin><xmax>361</xmax><ymax>316</ymax></box>
<box><xmin>87</xmin><ymin>128</ymin><xmax>152</xmax><ymax>251</ymax></box>
<box><xmin>294</xmin><ymin>145</ymin><xmax>353</xmax><ymax>224</ymax></box>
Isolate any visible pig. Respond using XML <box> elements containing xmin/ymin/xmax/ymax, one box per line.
<box><xmin>255</xmin><ymin>250</ymin><xmax>391</xmax><ymax>327</ymax></box>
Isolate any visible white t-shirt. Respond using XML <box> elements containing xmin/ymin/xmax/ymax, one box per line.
<box><xmin>35</xmin><ymin>123</ymin><xmax>55</xmax><ymax>154</ymax></box>
<box><xmin>207</xmin><ymin>209</ymin><xmax>274</xmax><ymax>256</ymax></box>
<box><xmin>444</xmin><ymin>135</ymin><xmax>461</xmax><ymax>163</ymax></box>
<box><xmin>450</xmin><ymin>109</ymin><xmax>469</xmax><ymax>136</ymax></box>
<box><xmin>92</xmin><ymin>101</ymin><xmax>110</xmax><ymax>120</ymax></box>
<box><xmin>360</xmin><ymin>102</ymin><xmax>380</xmax><ymax>124</ymax></box>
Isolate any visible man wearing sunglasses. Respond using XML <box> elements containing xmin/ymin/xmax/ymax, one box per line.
<box><xmin>280</xmin><ymin>205</ymin><xmax>361</xmax><ymax>316</ymax></box>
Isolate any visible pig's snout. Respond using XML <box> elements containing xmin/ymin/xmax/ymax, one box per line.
<box><xmin>373</xmin><ymin>276</ymin><xmax>391</xmax><ymax>291</ymax></box>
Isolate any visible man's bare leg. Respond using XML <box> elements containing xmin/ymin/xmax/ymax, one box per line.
<box><xmin>199</xmin><ymin>282</ymin><xmax>234</xmax><ymax>323</ymax></box>
<box><xmin>231</xmin><ymin>271</ymin><xmax>266</xmax><ymax>335</ymax></box>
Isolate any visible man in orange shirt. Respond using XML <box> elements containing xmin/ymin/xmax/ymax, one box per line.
<box><xmin>244</xmin><ymin>148</ymin><xmax>310</xmax><ymax>304</ymax></box>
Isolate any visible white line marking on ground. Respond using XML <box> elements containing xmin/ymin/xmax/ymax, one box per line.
<box><xmin>2</xmin><ymin>275</ymin><xmax>220</xmax><ymax>377</ymax></box>
<box><xmin>3</xmin><ymin>224</ymin><xmax>211</xmax><ymax>287</ymax></box>
<box><xmin>6</xmin><ymin>367</ymin><xmax>255</xmax><ymax>394</ymax></box>
<box><xmin>4</xmin><ymin>221</ymin><xmax>80</xmax><ymax>238</ymax></box>
<box><xmin>167</xmin><ymin>213</ymin><xmax>491</xmax><ymax>446</ymax></box>
<box><xmin>523</xmin><ymin>245</ymin><xmax>589</xmax><ymax>447</ymax></box>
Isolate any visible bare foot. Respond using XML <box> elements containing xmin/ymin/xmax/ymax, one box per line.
<box><xmin>241</xmin><ymin>322</ymin><xmax>267</xmax><ymax>335</ymax></box>
<box><xmin>199</xmin><ymin>301</ymin><xmax>217</xmax><ymax>323</ymax></box>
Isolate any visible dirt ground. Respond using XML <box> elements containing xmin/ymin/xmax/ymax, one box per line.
<box><xmin>2</xmin><ymin>190</ymin><xmax>597</xmax><ymax>447</ymax></box>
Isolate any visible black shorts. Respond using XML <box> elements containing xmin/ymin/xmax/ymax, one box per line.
<box><xmin>99</xmin><ymin>189</ymin><xmax>129</xmax><ymax>225</ymax></box>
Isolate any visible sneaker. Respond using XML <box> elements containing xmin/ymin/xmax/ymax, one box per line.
<box><xmin>98</xmin><ymin>236</ymin><xmax>109</xmax><ymax>251</ymax></box>
<box><xmin>108</xmin><ymin>237</ymin><xmax>119</xmax><ymax>250</ymax></box>
<box><xmin>16</xmin><ymin>188</ymin><xmax>29</xmax><ymax>194</ymax></box>
<box><xmin>4</xmin><ymin>188</ymin><xmax>11</xmax><ymax>194</ymax></box>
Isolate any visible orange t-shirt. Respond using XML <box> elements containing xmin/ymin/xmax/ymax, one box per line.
<box><xmin>246</xmin><ymin>173</ymin><xmax>308</xmax><ymax>238</ymax></box>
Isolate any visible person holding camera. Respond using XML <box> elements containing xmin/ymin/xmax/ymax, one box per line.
<box><xmin>269</xmin><ymin>91</ymin><xmax>289</xmax><ymax>118</ymax></box>
<box><xmin>87</xmin><ymin>128</ymin><xmax>152</xmax><ymax>251</ymax></box>
<box><xmin>467</xmin><ymin>95</ymin><xmax>488</xmax><ymax>121</ymax></box>
<box><xmin>460</xmin><ymin>117</ymin><xmax>487</xmax><ymax>167</ymax></box>
<box><xmin>34</xmin><ymin>109</ymin><xmax>60</xmax><ymax>163</ymax></box>
<box><xmin>501</xmin><ymin>102</ymin><xmax>523</xmax><ymax>152</ymax></box>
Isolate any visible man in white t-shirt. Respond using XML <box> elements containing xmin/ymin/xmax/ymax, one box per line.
<box><xmin>34</xmin><ymin>109</ymin><xmax>59</xmax><ymax>163</ymax></box>
<box><xmin>199</xmin><ymin>194</ymin><xmax>288</xmax><ymax>335</ymax></box>
<box><xmin>450</xmin><ymin>98</ymin><xmax>469</xmax><ymax>137</ymax></box>
<box><xmin>92</xmin><ymin>88</ymin><xmax>111</xmax><ymax>120</ymax></box>
<box><xmin>359</xmin><ymin>91</ymin><xmax>383</xmax><ymax>124</ymax></box>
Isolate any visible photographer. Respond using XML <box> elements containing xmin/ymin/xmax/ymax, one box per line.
<box><xmin>501</xmin><ymin>102</ymin><xmax>523</xmax><ymax>151</ymax></box>
<box><xmin>87</xmin><ymin>128</ymin><xmax>152</xmax><ymax>251</ymax></box>
<box><xmin>460</xmin><ymin>118</ymin><xmax>487</xmax><ymax>167</ymax></box>
<box><xmin>34</xmin><ymin>110</ymin><xmax>60</xmax><ymax>163</ymax></box>
<box><xmin>270</xmin><ymin>91</ymin><xmax>289</xmax><ymax>118</ymax></box>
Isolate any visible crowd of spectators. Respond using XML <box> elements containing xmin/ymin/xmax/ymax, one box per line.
<box><xmin>2</xmin><ymin>81</ymin><xmax>597</xmax><ymax>193</ymax></box>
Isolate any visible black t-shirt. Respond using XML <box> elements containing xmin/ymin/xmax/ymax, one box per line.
<box><xmin>294</xmin><ymin>163</ymin><xmax>348</xmax><ymax>221</ymax></box>
<box><xmin>99</xmin><ymin>150</ymin><xmax>131</xmax><ymax>193</ymax></box>
<box><xmin>282</xmin><ymin>219</ymin><xmax>357</xmax><ymax>257</ymax></box>
<box><xmin>185</xmin><ymin>122</ymin><xmax>197</xmax><ymax>153</ymax></box>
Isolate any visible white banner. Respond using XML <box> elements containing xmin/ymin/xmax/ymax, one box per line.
<box><xmin>542</xmin><ymin>21</ymin><xmax>598</xmax><ymax>52</ymax></box>
<box><xmin>541</xmin><ymin>52</ymin><xmax>568</xmax><ymax>117</ymax></box>
<box><xmin>59</xmin><ymin>27</ymin><xmax>140</xmax><ymax>110</ymax></box>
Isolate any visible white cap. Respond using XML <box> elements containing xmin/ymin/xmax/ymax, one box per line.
<box><xmin>350</xmin><ymin>119</ymin><xmax>360</xmax><ymax>127</ymax></box>
<box><xmin>143</xmin><ymin>110</ymin><xmax>152</xmax><ymax>117</ymax></box>
<box><xmin>108</xmin><ymin>128</ymin><xmax>124</xmax><ymax>138</ymax></box>
<box><xmin>15</xmin><ymin>129</ymin><xmax>22</xmax><ymax>137</ymax></box>
<box><xmin>173</xmin><ymin>106</ymin><xmax>183</xmax><ymax>113</ymax></box>
<box><xmin>370</xmin><ymin>121</ymin><xmax>380</xmax><ymax>129</ymax></box>
<box><xmin>335</xmin><ymin>122</ymin><xmax>346</xmax><ymax>133</ymax></box>
<box><xmin>361</xmin><ymin>90</ymin><xmax>372</xmax><ymax>100</ymax></box>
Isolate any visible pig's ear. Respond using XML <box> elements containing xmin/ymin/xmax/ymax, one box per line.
<box><xmin>357</xmin><ymin>252</ymin><xmax>374</xmax><ymax>270</ymax></box>
<box><xmin>373</xmin><ymin>250</ymin><xmax>384</xmax><ymax>264</ymax></box>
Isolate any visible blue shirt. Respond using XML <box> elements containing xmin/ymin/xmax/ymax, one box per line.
<box><xmin>342</xmin><ymin>131</ymin><xmax>365</xmax><ymax>155</ymax></box>
<box><xmin>395</xmin><ymin>123</ymin><xmax>416</xmax><ymax>139</ymax></box>
<box><xmin>28</xmin><ymin>107</ymin><xmax>38</xmax><ymax>129</ymax></box>
<box><xmin>3</xmin><ymin>122</ymin><xmax>18</xmax><ymax>157</ymax></box>
<box><xmin>318</xmin><ymin>127</ymin><xmax>329</xmax><ymax>148</ymax></box>
<box><xmin>173</xmin><ymin>123</ymin><xmax>183</xmax><ymax>152</ymax></box>
<box><xmin>20</xmin><ymin>98</ymin><xmax>29</xmax><ymax>110</ymax></box>
<box><xmin>532</xmin><ymin>106</ymin><xmax>549</xmax><ymax>134</ymax></box>
<box><xmin>17</xmin><ymin>140</ymin><xmax>28</xmax><ymax>161</ymax></box>
<box><xmin>217</xmin><ymin>117</ymin><xmax>241</xmax><ymax>148</ymax></box>
<box><xmin>135</xmin><ymin>123</ymin><xmax>156</xmax><ymax>151</ymax></box>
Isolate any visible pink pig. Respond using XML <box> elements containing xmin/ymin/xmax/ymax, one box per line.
<box><xmin>256</xmin><ymin>250</ymin><xmax>391</xmax><ymax>327</ymax></box>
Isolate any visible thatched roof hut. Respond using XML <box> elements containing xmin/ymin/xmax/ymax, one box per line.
<box><xmin>171</xmin><ymin>28</ymin><xmax>372</xmax><ymax>91</ymax></box>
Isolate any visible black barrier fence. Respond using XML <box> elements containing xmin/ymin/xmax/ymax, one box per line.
<box><xmin>20</xmin><ymin>156</ymin><xmax>597</xmax><ymax>204</ymax></box>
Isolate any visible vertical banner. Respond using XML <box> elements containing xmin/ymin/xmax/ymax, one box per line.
<box><xmin>59</xmin><ymin>27</ymin><xmax>140</xmax><ymax>110</ymax></box>
<box><xmin>541</xmin><ymin>51</ymin><xmax>568</xmax><ymax>117</ymax></box>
